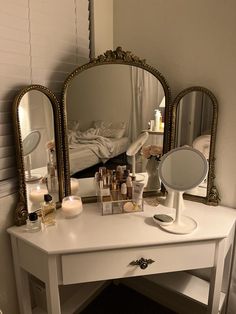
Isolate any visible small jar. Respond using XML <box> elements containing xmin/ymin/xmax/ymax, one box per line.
<box><xmin>26</xmin><ymin>212</ymin><xmax>41</xmax><ymax>232</ymax></box>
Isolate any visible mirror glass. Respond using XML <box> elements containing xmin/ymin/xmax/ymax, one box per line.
<box><xmin>19</xmin><ymin>90</ymin><xmax>58</xmax><ymax>211</ymax></box>
<box><xmin>63</xmin><ymin>52</ymin><xmax>171</xmax><ymax>199</ymax></box>
<box><xmin>159</xmin><ymin>147</ymin><xmax>208</xmax><ymax>192</ymax></box>
<box><xmin>14</xmin><ymin>86</ymin><xmax>63</xmax><ymax>223</ymax></box>
<box><xmin>172</xmin><ymin>87</ymin><xmax>219</xmax><ymax>205</ymax></box>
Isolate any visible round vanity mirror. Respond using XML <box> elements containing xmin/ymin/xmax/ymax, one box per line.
<box><xmin>158</xmin><ymin>147</ymin><xmax>208</xmax><ymax>234</ymax></box>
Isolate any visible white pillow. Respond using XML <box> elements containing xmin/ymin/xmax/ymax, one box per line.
<box><xmin>93</xmin><ymin>120</ymin><xmax>126</xmax><ymax>130</ymax></box>
<box><xmin>93</xmin><ymin>120</ymin><xmax>126</xmax><ymax>138</ymax></box>
<box><xmin>97</xmin><ymin>128</ymin><xmax>125</xmax><ymax>139</ymax></box>
<box><xmin>68</xmin><ymin>120</ymin><xmax>80</xmax><ymax>132</ymax></box>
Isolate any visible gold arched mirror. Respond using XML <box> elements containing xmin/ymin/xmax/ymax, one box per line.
<box><xmin>13</xmin><ymin>85</ymin><xmax>64</xmax><ymax>225</ymax></box>
<box><xmin>171</xmin><ymin>86</ymin><xmax>220</xmax><ymax>205</ymax></box>
<box><xmin>62</xmin><ymin>47</ymin><xmax>171</xmax><ymax>200</ymax></box>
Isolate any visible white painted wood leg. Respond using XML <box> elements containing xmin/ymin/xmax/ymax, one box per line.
<box><xmin>45</xmin><ymin>255</ymin><xmax>61</xmax><ymax>314</ymax></box>
<box><xmin>207</xmin><ymin>239</ymin><xmax>225</xmax><ymax>314</ymax></box>
<box><xmin>10</xmin><ymin>236</ymin><xmax>32</xmax><ymax>314</ymax></box>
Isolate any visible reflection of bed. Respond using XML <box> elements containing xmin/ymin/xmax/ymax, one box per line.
<box><xmin>69</xmin><ymin>136</ymin><xmax>129</xmax><ymax>175</ymax></box>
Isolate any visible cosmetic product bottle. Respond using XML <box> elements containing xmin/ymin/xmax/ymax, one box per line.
<box><xmin>41</xmin><ymin>194</ymin><xmax>56</xmax><ymax>226</ymax></box>
<box><xmin>111</xmin><ymin>182</ymin><xmax>119</xmax><ymax>201</ymax></box>
<box><xmin>126</xmin><ymin>176</ymin><xmax>133</xmax><ymax>199</ymax></box>
<box><xmin>121</xmin><ymin>183</ymin><xmax>127</xmax><ymax>200</ymax></box>
<box><xmin>154</xmin><ymin>109</ymin><xmax>161</xmax><ymax>131</ymax></box>
<box><xmin>26</xmin><ymin>212</ymin><xmax>41</xmax><ymax>232</ymax></box>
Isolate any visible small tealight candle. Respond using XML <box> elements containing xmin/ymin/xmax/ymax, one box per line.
<box><xmin>62</xmin><ymin>196</ymin><xmax>83</xmax><ymax>218</ymax></box>
<box><xmin>70</xmin><ymin>178</ymin><xmax>79</xmax><ymax>195</ymax></box>
<box><xmin>29</xmin><ymin>185</ymin><xmax>48</xmax><ymax>204</ymax></box>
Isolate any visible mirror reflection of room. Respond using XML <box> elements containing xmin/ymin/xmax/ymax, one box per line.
<box><xmin>19</xmin><ymin>90</ymin><xmax>58</xmax><ymax>211</ymax></box>
<box><xmin>175</xmin><ymin>91</ymin><xmax>213</xmax><ymax>197</ymax></box>
<box><xmin>65</xmin><ymin>64</ymin><xmax>166</xmax><ymax>197</ymax></box>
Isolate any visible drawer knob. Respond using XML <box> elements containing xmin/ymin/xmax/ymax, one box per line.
<box><xmin>129</xmin><ymin>258</ymin><xmax>155</xmax><ymax>269</ymax></box>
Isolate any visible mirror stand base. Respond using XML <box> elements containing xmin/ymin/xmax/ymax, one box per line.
<box><xmin>159</xmin><ymin>216</ymin><xmax>198</xmax><ymax>235</ymax></box>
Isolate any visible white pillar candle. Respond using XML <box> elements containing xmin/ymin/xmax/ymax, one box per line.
<box><xmin>70</xmin><ymin>178</ymin><xmax>79</xmax><ymax>195</ymax></box>
<box><xmin>29</xmin><ymin>186</ymin><xmax>48</xmax><ymax>203</ymax></box>
<box><xmin>62</xmin><ymin>196</ymin><xmax>83</xmax><ymax>218</ymax></box>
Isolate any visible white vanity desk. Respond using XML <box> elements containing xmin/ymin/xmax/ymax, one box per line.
<box><xmin>8</xmin><ymin>200</ymin><xmax>236</xmax><ymax>314</ymax></box>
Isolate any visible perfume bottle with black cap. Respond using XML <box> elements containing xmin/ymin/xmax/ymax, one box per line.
<box><xmin>41</xmin><ymin>194</ymin><xmax>56</xmax><ymax>226</ymax></box>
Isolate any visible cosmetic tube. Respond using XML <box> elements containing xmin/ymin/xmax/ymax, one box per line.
<box><xmin>132</xmin><ymin>181</ymin><xmax>145</xmax><ymax>206</ymax></box>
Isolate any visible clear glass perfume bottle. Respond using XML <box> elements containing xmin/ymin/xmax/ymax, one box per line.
<box><xmin>41</xmin><ymin>194</ymin><xmax>56</xmax><ymax>226</ymax></box>
<box><xmin>26</xmin><ymin>212</ymin><xmax>41</xmax><ymax>232</ymax></box>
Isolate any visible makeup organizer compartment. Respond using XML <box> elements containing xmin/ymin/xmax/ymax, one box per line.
<box><xmin>95</xmin><ymin>166</ymin><xmax>144</xmax><ymax>215</ymax></box>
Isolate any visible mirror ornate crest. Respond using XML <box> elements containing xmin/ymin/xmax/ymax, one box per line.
<box><xmin>13</xmin><ymin>85</ymin><xmax>64</xmax><ymax>225</ymax></box>
<box><xmin>171</xmin><ymin>86</ymin><xmax>220</xmax><ymax>205</ymax></box>
<box><xmin>62</xmin><ymin>47</ymin><xmax>171</xmax><ymax>200</ymax></box>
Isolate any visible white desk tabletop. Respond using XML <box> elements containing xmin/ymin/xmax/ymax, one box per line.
<box><xmin>8</xmin><ymin>200</ymin><xmax>236</xmax><ymax>255</ymax></box>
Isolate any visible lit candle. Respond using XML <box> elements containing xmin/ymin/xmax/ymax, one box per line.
<box><xmin>29</xmin><ymin>186</ymin><xmax>48</xmax><ymax>203</ymax></box>
<box><xmin>70</xmin><ymin>178</ymin><xmax>79</xmax><ymax>195</ymax></box>
<box><xmin>61</xmin><ymin>196</ymin><xmax>83</xmax><ymax>218</ymax></box>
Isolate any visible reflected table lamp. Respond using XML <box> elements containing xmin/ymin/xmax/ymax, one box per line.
<box><xmin>126</xmin><ymin>131</ymin><xmax>149</xmax><ymax>180</ymax></box>
<box><xmin>22</xmin><ymin>130</ymin><xmax>42</xmax><ymax>182</ymax></box>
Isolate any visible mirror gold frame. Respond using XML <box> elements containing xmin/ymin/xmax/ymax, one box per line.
<box><xmin>61</xmin><ymin>47</ymin><xmax>172</xmax><ymax>200</ymax></box>
<box><xmin>171</xmin><ymin>86</ymin><xmax>220</xmax><ymax>206</ymax></box>
<box><xmin>13</xmin><ymin>85</ymin><xmax>64</xmax><ymax>226</ymax></box>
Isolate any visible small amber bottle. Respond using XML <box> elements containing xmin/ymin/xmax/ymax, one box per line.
<box><xmin>41</xmin><ymin>194</ymin><xmax>56</xmax><ymax>226</ymax></box>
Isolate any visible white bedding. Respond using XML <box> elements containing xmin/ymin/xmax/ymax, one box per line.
<box><xmin>69</xmin><ymin>136</ymin><xmax>129</xmax><ymax>175</ymax></box>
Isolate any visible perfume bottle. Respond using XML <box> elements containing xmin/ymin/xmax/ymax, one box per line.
<box><xmin>26</xmin><ymin>212</ymin><xmax>41</xmax><ymax>232</ymax></box>
<box><xmin>41</xmin><ymin>194</ymin><xmax>56</xmax><ymax>226</ymax></box>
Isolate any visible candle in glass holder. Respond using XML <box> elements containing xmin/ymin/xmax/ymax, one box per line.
<box><xmin>62</xmin><ymin>196</ymin><xmax>83</xmax><ymax>218</ymax></box>
<box><xmin>70</xmin><ymin>178</ymin><xmax>79</xmax><ymax>195</ymax></box>
<box><xmin>29</xmin><ymin>185</ymin><xmax>48</xmax><ymax>203</ymax></box>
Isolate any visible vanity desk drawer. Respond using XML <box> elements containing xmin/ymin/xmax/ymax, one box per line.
<box><xmin>61</xmin><ymin>241</ymin><xmax>215</xmax><ymax>285</ymax></box>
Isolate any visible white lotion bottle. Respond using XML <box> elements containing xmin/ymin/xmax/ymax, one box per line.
<box><xmin>154</xmin><ymin>109</ymin><xmax>161</xmax><ymax>131</ymax></box>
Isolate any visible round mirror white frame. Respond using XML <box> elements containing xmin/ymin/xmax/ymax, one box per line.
<box><xmin>159</xmin><ymin>147</ymin><xmax>208</xmax><ymax>234</ymax></box>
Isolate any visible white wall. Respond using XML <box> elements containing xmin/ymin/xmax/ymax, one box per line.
<box><xmin>91</xmin><ymin>0</ymin><xmax>114</xmax><ymax>56</ymax></box>
<box><xmin>114</xmin><ymin>0</ymin><xmax>236</xmax><ymax>208</ymax></box>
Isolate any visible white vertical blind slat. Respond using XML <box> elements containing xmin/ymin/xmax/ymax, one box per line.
<box><xmin>0</xmin><ymin>0</ymin><xmax>90</xmax><ymax>197</ymax></box>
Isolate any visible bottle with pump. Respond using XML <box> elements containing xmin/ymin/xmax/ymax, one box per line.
<box><xmin>154</xmin><ymin>109</ymin><xmax>161</xmax><ymax>132</ymax></box>
<box><xmin>41</xmin><ymin>194</ymin><xmax>56</xmax><ymax>226</ymax></box>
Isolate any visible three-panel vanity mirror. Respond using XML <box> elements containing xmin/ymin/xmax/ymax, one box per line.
<box><xmin>12</xmin><ymin>48</ymin><xmax>219</xmax><ymax>226</ymax></box>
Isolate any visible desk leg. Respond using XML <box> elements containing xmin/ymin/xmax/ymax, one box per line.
<box><xmin>10</xmin><ymin>236</ymin><xmax>32</xmax><ymax>314</ymax></box>
<box><xmin>207</xmin><ymin>239</ymin><xmax>225</xmax><ymax>314</ymax></box>
<box><xmin>45</xmin><ymin>255</ymin><xmax>61</xmax><ymax>314</ymax></box>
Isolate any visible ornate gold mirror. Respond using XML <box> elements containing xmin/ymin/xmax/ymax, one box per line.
<box><xmin>13</xmin><ymin>85</ymin><xmax>64</xmax><ymax>225</ymax></box>
<box><xmin>62</xmin><ymin>47</ymin><xmax>171</xmax><ymax>200</ymax></box>
<box><xmin>171</xmin><ymin>86</ymin><xmax>220</xmax><ymax>205</ymax></box>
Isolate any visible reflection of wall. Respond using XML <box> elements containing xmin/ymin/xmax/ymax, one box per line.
<box><xmin>176</xmin><ymin>92</ymin><xmax>213</xmax><ymax>147</ymax></box>
<box><xmin>28</xmin><ymin>91</ymin><xmax>54</xmax><ymax>169</ymax></box>
<box><xmin>20</xmin><ymin>91</ymin><xmax>54</xmax><ymax>169</ymax></box>
<box><xmin>67</xmin><ymin>65</ymin><xmax>132</xmax><ymax>131</ymax></box>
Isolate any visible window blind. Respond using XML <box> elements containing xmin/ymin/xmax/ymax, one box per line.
<box><xmin>0</xmin><ymin>0</ymin><xmax>90</xmax><ymax>197</ymax></box>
